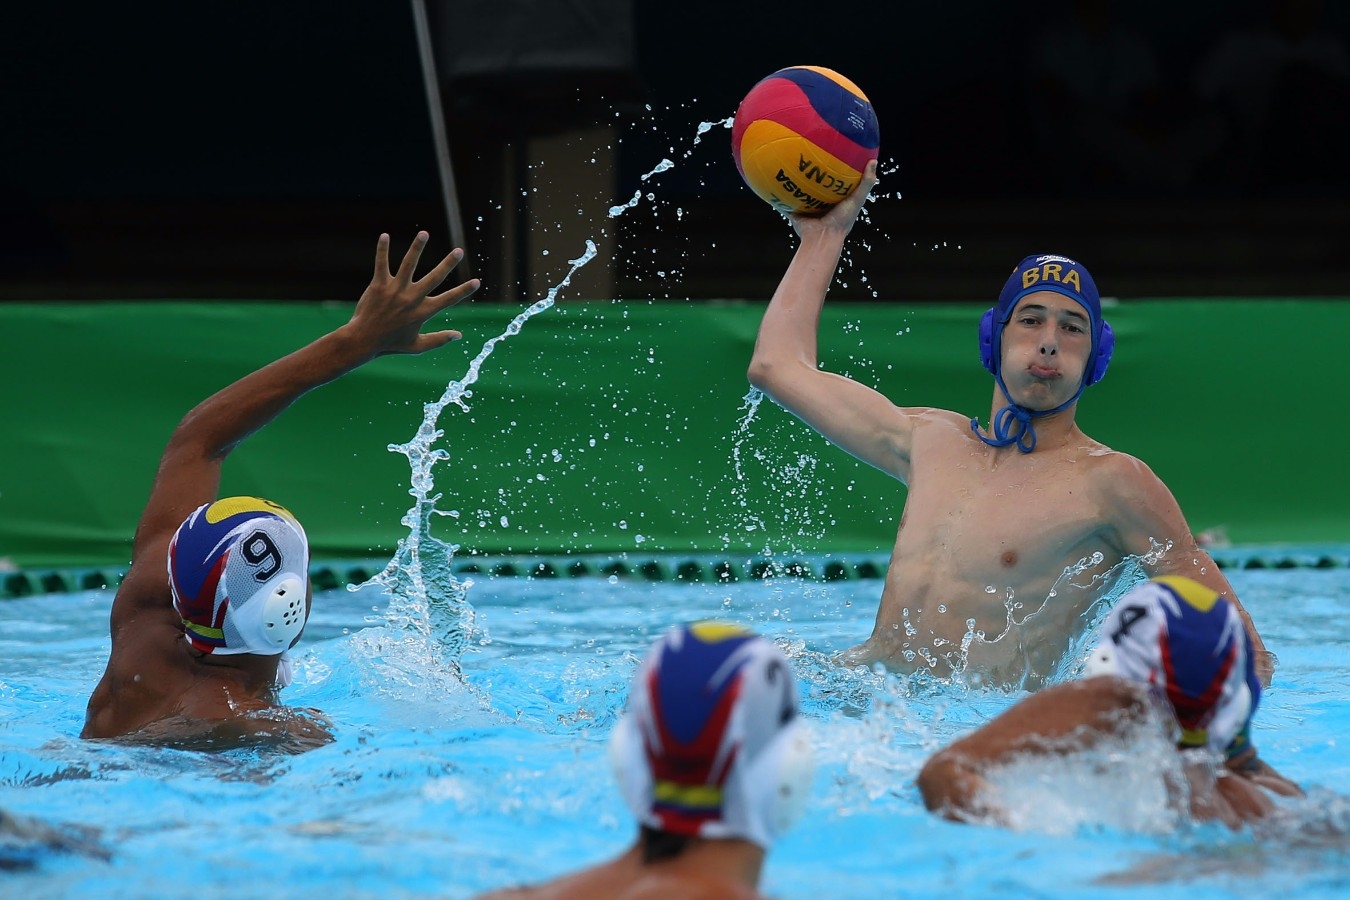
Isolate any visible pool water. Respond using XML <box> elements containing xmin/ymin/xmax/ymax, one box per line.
<box><xmin>2</xmin><ymin>558</ymin><xmax>1349</xmax><ymax>899</ymax></box>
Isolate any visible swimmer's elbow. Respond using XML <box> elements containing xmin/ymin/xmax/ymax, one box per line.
<box><xmin>747</xmin><ymin>351</ymin><xmax>809</xmax><ymax>397</ymax></box>
<box><xmin>746</xmin><ymin>354</ymin><xmax>775</xmax><ymax>392</ymax></box>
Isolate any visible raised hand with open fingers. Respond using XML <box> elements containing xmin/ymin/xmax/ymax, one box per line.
<box><xmin>346</xmin><ymin>231</ymin><xmax>481</xmax><ymax>357</ymax></box>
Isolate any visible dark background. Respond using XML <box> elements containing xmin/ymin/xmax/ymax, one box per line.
<box><xmin>3</xmin><ymin>0</ymin><xmax>1349</xmax><ymax>303</ymax></box>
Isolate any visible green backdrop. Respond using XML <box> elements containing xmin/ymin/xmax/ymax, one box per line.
<box><xmin>2</xmin><ymin>298</ymin><xmax>1346</xmax><ymax>569</ymax></box>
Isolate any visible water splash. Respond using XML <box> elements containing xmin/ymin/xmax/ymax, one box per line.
<box><xmin>730</xmin><ymin>388</ymin><xmax>765</xmax><ymax>482</ymax></box>
<box><xmin>362</xmin><ymin>242</ymin><xmax>600</xmax><ymax>672</ymax></box>
<box><xmin>982</xmin><ymin>723</ymin><xmax>1185</xmax><ymax>835</ymax></box>
<box><xmin>367</xmin><ymin>113</ymin><xmax>743</xmax><ymax>635</ymax></box>
<box><xmin>922</xmin><ymin>547</ymin><xmax>1158</xmax><ymax>690</ymax></box>
<box><xmin>717</xmin><ymin>387</ymin><xmax>837</xmax><ymax>565</ymax></box>
<box><xmin>718</xmin><ymin>388</ymin><xmax>770</xmax><ymax>550</ymax></box>
<box><xmin>607</xmin><ymin>159</ymin><xmax>675</xmax><ymax>218</ymax></box>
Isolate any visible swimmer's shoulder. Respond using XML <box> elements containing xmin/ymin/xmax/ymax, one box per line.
<box><xmin>1002</xmin><ymin>676</ymin><xmax>1152</xmax><ymax>738</ymax></box>
<box><xmin>904</xmin><ymin>407</ymin><xmax>977</xmax><ymax>443</ymax></box>
<box><xmin>907</xmin><ymin>406</ymin><xmax>969</xmax><ymax>426</ymax></box>
<box><xmin>114</xmin><ymin>704</ymin><xmax>334</xmax><ymax>754</ymax></box>
<box><xmin>107</xmin><ymin>554</ymin><xmax>180</xmax><ymax>633</ymax></box>
<box><xmin>1079</xmin><ymin>438</ymin><xmax>1151</xmax><ymax>473</ymax></box>
<box><xmin>1073</xmin><ymin>674</ymin><xmax>1152</xmax><ymax>713</ymax></box>
<box><xmin>1078</xmin><ymin>442</ymin><xmax>1171</xmax><ymax>495</ymax></box>
<box><xmin>1083</xmin><ymin>446</ymin><xmax>1195</xmax><ymax>526</ymax></box>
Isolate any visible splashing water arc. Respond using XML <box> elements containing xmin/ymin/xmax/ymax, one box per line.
<box><xmin>358</xmin><ymin>112</ymin><xmax>888</xmax><ymax>668</ymax></box>
<box><xmin>366</xmin><ymin>241</ymin><xmax>598</xmax><ymax>668</ymax></box>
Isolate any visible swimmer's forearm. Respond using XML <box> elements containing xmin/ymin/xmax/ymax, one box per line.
<box><xmin>171</xmin><ymin>233</ymin><xmax>472</xmax><ymax>458</ymax></box>
<box><xmin>749</xmin><ymin>230</ymin><xmax>847</xmax><ymax>384</ymax></box>
<box><xmin>127</xmin><ymin>328</ymin><xmax>378</xmax><ymax>552</ymax></box>
<box><xmin>779</xmin><ymin>229</ymin><xmax>850</xmax><ymax>308</ymax></box>
<box><xmin>171</xmin><ymin>328</ymin><xmax>376</xmax><ymax>459</ymax></box>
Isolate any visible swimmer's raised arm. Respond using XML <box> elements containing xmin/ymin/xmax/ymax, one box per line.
<box><xmin>747</xmin><ymin>161</ymin><xmax>918</xmax><ymax>482</ymax></box>
<box><xmin>126</xmin><ymin>233</ymin><xmax>479</xmax><ymax>588</ymax></box>
<box><xmin>86</xmin><ymin>231</ymin><xmax>478</xmax><ymax>752</ymax></box>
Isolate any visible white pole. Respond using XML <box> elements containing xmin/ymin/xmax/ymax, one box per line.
<box><xmin>409</xmin><ymin>0</ymin><xmax>473</xmax><ymax>278</ymax></box>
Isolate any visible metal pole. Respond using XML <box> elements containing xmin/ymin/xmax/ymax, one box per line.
<box><xmin>409</xmin><ymin>0</ymin><xmax>473</xmax><ymax>278</ymax></box>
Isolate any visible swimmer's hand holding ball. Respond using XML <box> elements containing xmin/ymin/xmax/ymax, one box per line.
<box><xmin>731</xmin><ymin>66</ymin><xmax>879</xmax><ymax>216</ymax></box>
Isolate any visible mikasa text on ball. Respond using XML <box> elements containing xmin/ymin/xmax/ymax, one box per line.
<box><xmin>732</xmin><ymin>66</ymin><xmax>880</xmax><ymax>215</ymax></box>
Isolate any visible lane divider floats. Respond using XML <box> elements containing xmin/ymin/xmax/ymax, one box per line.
<box><xmin>2</xmin><ymin>549</ymin><xmax>1345</xmax><ymax>599</ymax></box>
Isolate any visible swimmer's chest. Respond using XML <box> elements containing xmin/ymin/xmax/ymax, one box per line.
<box><xmin>904</xmin><ymin>456</ymin><xmax>1106</xmax><ymax>560</ymax></box>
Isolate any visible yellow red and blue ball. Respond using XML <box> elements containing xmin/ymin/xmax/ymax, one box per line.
<box><xmin>732</xmin><ymin>66</ymin><xmax>880</xmax><ymax>216</ymax></box>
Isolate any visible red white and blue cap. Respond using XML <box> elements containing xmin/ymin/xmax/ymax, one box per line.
<box><xmin>168</xmin><ymin>497</ymin><xmax>310</xmax><ymax>656</ymax></box>
<box><xmin>609</xmin><ymin>622</ymin><xmax>815</xmax><ymax>849</ymax></box>
<box><xmin>1087</xmin><ymin>576</ymin><xmax>1260</xmax><ymax>759</ymax></box>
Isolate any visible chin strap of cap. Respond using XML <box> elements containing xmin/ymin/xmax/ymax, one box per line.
<box><xmin>970</xmin><ymin>373</ymin><xmax>1087</xmax><ymax>454</ymax></box>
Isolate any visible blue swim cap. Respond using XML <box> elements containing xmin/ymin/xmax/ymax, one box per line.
<box><xmin>980</xmin><ymin>254</ymin><xmax>1113</xmax><ymax>384</ymax></box>
<box><xmin>972</xmin><ymin>254</ymin><xmax>1115</xmax><ymax>452</ymax></box>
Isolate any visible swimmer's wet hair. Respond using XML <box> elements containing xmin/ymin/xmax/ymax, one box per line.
<box><xmin>639</xmin><ymin>825</ymin><xmax>690</xmax><ymax>863</ymax></box>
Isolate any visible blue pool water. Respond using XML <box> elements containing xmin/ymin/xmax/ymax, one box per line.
<box><xmin>2</xmin><ymin>557</ymin><xmax>1349</xmax><ymax>899</ymax></box>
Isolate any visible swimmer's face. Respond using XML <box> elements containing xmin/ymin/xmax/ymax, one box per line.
<box><xmin>998</xmin><ymin>292</ymin><xmax>1092</xmax><ymax>410</ymax></box>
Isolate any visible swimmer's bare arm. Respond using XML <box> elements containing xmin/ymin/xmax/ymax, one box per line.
<box><xmin>746</xmin><ymin>161</ymin><xmax>917</xmax><ymax>482</ymax></box>
<box><xmin>133</xmin><ymin>696</ymin><xmax>336</xmax><ymax>753</ymax></box>
<box><xmin>113</xmin><ymin>233</ymin><xmax>479</xmax><ymax>624</ymax></box>
<box><xmin>1096</xmin><ymin>453</ymin><xmax>1272</xmax><ymax>682</ymax></box>
<box><xmin>917</xmin><ymin>677</ymin><xmax>1149</xmax><ymax>824</ymax></box>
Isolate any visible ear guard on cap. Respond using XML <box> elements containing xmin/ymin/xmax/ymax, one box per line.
<box><xmin>978</xmin><ymin>307</ymin><xmax>998</xmax><ymax>373</ymax></box>
<box><xmin>1090</xmin><ymin>321</ymin><xmax>1114</xmax><ymax>385</ymax></box>
<box><xmin>261</xmin><ymin>574</ymin><xmax>307</xmax><ymax>648</ymax></box>
<box><xmin>213</xmin><ymin>573</ymin><xmax>307</xmax><ymax>655</ymax></box>
<box><xmin>1084</xmin><ymin>640</ymin><xmax>1118</xmax><ymax>678</ymax></box>
<box><xmin>743</xmin><ymin>718</ymin><xmax>815</xmax><ymax>840</ymax></box>
<box><xmin>609</xmin><ymin>713</ymin><xmax>649</xmax><ymax>825</ymax></box>
<box><xmin>979</xmin><ymin>308</ymin><xmax>1114</xmax><ymax>385</ymax></box>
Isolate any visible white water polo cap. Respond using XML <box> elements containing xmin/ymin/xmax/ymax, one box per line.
<box><xmin>609</xmin><ymin>621</ymin><xmax>815</xmax><ymax>850</ymax></box>
<box><xmin>168</xmin><ymin>497</ymin><xmax>311</xmax><ymax>656</ymax></box>
<box><xmin>1086</xmin><ymin>576</ymin><xmax>1260</xmax><ymax>758</ymax></box>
